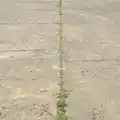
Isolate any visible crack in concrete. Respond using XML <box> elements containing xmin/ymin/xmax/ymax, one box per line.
<box><xmin>66</xmin><ymin>58</ymin><xmax>120</xmax><ymax>63</ymax></box>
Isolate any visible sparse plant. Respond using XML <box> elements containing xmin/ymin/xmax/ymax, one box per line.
<box><xmin>55</xmin><ymin>0</ymin><xmax>70</xmax><ymax>120</ymax></box>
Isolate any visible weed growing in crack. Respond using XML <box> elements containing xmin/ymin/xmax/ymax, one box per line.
<box><xmin>55</xmin><ymin>86</ymin><xmax>69</xmax><ymax>120</ymax></box>
<box><xmin>55</xmin><ymin>0</ymin><xmax>70</xmax><ymax>120</ymax></box>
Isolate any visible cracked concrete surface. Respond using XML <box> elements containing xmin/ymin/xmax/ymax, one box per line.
<box><xmin>0</xmin><ymin>0</ymin><xmax>120</xmax><ymax>120</ymax></box>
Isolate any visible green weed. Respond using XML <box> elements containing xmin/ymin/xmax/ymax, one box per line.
<box><xmin>55</xmin><ymin>0</ymin><xmax>69</xmax><ymax>120</ymax></box>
